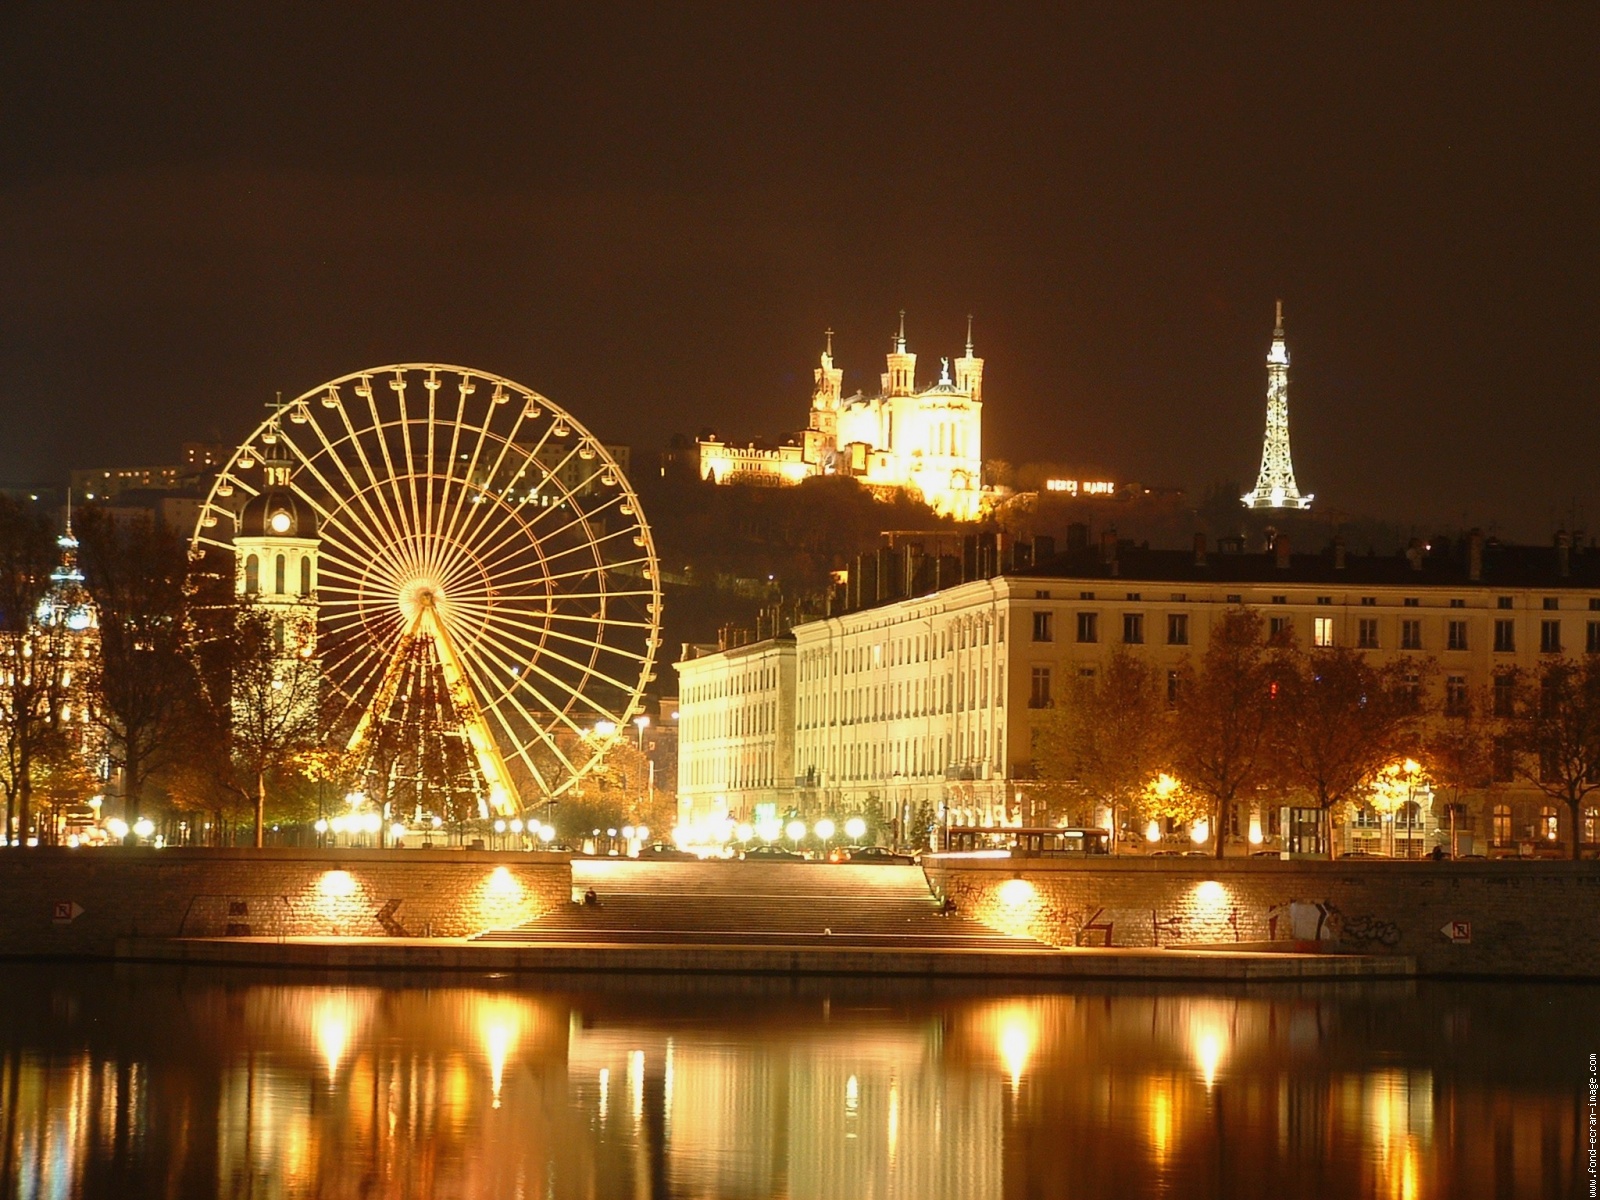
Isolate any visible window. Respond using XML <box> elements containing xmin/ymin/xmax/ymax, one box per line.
<box><xmin>1358</xmin><ymin>619</ymin><xmax>1379</xmax><ymax>649</ymax></box>
<box><xmin>1494</xmin><ymin>619</ymin><xmax>1516</xmax><ymax>653</ymax></box>
<box><xmin>299</xmin><ymin>556</ymin><xmax>311</xmax><ymax>596</ymax></box>
<box><xmin>274</xmin><ymin>554</ymin><xmax>286</xmax><ymax>595</ymax></box>
<box><xmin>1029</xmin><ymin>667</ymin><xmax>1052</xmax><ymax>709</ymax></box>
<box><xmin>1360</xmin><ymin>597</ymin><xmax>1377</xmax><ymax>607</ymax></box>
<box><xmin>1170</xmin><ymin>593</ymin><xmax>1187</xmax><ymax>602</ymax></box>
<box><xmin>1226</xmin><ymin>594</ymin><xmax>1241</xmax><ymax>604</ymax></box>
<box><xmin>244</xmin><ymin>554</ymin><xmax>260</xmax><ymax>594</ymax></box>
<box><xmin>1316</xmin><ymin>596</ymin><xmax>1332</xmax><ymax>606</ymax></box>
<box><xmin>1592</xmin><ymin>599</ymin><xmax>1600</xmax><ymax>611</ymax></box>
<box><xmin>1543</xmin><ymin>597</ymin><xmax>1560</xmax><ymax>611</ymax></box>
<box><xmin>1450</xmin><ymin>598</ymin><xmax>1466</xmax><ymax>608</ymax></box>
<box><xmin>1167</xmin><ymin>613</ymin><xmax>1189</xmax><ymax>646</ymax></box>
<box><xmin>1447</xmin><ymin>620</ymin><xmax>1468</xmax><ymax>651</ymax></box>
<box><xmin>1034</xmin><ymin>589</ymin><xmax>1051</xmax><ymax>599</ymax></box>
<box><xmin>1271</xmin><ymin>595</ymin><xmax>1287</xmax><ymax>605</ymax></box>
<box><xmin>1589</xmin><ymin>621</ymin><xmax>1600</xmax><ymax>655</ymax></box>
<box><xmin>1126</xmin><ymin>592</ymin><xmax>1141</xmax><ymax>602</ymax></box>
<box><xmin>1401</xmin><ymin>619</ymin><xmax>1422</xmax><ymax>650</ymax></box>
<box><xmin>1079</xmin><ymin>591</ymin><xmax>1095</xmax><ymax>600</ymax></box>
<box><xmin>1123</xmin><ymin>613</ymin><xmax>1144</xmax><ymax>644</ymax></box>
<box><xmin>1491</xmin><ymin>804</ymin><xmax>1512</xmax><ymax>847</ymax></box>
<box><xmin>1493</xmin><ymin>672</ymin><xmax>1515</xmax><ymax>717</ymax></box>
<box><xmin>1540</xmin><ymin>806</ymin><xmax>1560</xmax><ymax>842</ymax></box>
<box><xmin>1269</xmin><ymin>616</ymin><xmax>1292</xmax><ymax>641</ymax></box>
<box><xmin>1586</xmin><ymin>806</ymin><xmax>1598</xmax><ymax>845</ymax></box>
<box><xmin>1313</xmin><ymin>616</ymin><xmax>1334</xmax><ymax>647</ymax></box>
<box><xmin>1497</xmin><ymin>596</ymin><xmax>1514</xmax><ymax>610</ymax></box>
<box><xmin>1492</xmin><ymin>738</ymin><xmax>1515</xmax><ymax>783</ymax></box>
<box><xmin>1541</xmin><ymin>620</ymin><xmax>1562</xmax><ymax>654</ymax></box>
<box><xmin>1076</xmin><ymin>612</ymin><xmax>1098</xmax><ymax>643</ymax></box>
<box><xmin>1403</xmin><ymin>598</ymin><xmax>1420</xmax><ymax>608</ymax></box>
<box><xmin>1032</xmin><ymin>611</ymin><xmax>1053</xmax><ymax>643</ymax></box>
<box><xmin>1445</xmin><ymin>675</ymin><xmax>1468</xmax><ymax>716</ymax></box>
<box><xmin>272</xmin><ymin>619</ymin><xmax>285</xmax><ymax>654</ymax></box>
<box><xmin>1078</xmin><ymin>666</ymin><xmax>1097</xmax><ymax>680</ymax></box>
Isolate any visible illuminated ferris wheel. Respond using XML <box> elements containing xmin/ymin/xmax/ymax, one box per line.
<box><xmin>191</xmin><ymin>363</ymin><xmax>662</xmax><ymax>810</ymax></box>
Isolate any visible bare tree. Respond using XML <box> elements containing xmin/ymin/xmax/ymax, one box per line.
<box><xmin>1170</xmin><ymin>607</ymin><xmax>1276</xmax><ymax>859</ymax></box>
<box><xmin>77</xmin><ymin>513</ymin><xmax>198</xmax><ymax>830</ymax></box>
<box><xmin>1271</xmin><ymin>643</ymin><xmax>1426</xmax><ymax>855</ymax></box>
<box><xmin>1504</xmin><ymin>658</ymin><xmax>1600</xmax><ymax>860</ymax></box>
<box><xmin>0</xmin><ymin>498</ymin><xmax>74</xmax><ymax>845</ymax></box>
<box><xmin>1421</xmin><ymin>684</ymin><xmax>1499</xmax><ymax>855</ymax></box>
<box><xmin>1034</xmin><ymin>646</ymin><xmax>1168</xmax><ymax>848</ymax></box>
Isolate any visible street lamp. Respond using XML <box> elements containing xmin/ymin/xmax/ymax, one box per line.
<box><xmin>634</xmin><ymin>714</ymin><xmax>650</xmax><ymax>750</ymax></box>
<box><xmin>844</xmin><ymin>816</ymin><xmax>866</xmax><ymax>844</ymax></box>
<box><xmin>785</xmin><ymin>819</ymin><xmax>806</xmax><ymax>852</ymax></box>
<box><xmin>814</xmin><ymin>818</ymin><xmax>835</xmax><ymax>855</ymax></box>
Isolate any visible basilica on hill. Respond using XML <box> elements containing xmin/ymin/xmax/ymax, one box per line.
<box><xmin>695</xmin><ymin>315</ymin><xmax>990</xmax><ymax>521</ymax></box>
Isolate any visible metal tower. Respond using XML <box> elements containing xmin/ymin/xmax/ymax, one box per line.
<box><xmin>1241</xmin><ymin>301</ymin><xmax>1313</xmax><ymax>511</ymax></box>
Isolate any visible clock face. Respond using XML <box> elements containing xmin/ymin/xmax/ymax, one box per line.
<box><xmin>269</xmin><ymin>510</ymin><xmax>293</xmax><ymax>535</ymax></box>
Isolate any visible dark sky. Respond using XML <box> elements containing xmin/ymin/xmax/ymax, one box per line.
<box><xmin>2</xmin><ymin>4</ymin><xmax>1596</xmax><ymax>538</ymax></box>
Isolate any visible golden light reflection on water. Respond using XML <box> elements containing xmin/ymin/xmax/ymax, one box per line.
<box><xmin>0</xmin><ymin>973</ymin><xmax>1587</xmax><ymax>1200</ymax></box>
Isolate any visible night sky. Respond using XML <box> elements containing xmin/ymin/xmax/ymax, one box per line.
<box><xmin>2</xmin><ymin>5</ymin><xmax>1596</xmax><ymax>538</ymax></box>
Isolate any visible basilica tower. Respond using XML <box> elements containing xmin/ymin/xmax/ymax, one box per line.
<box><xmin>1241</xmin><ymin>301</ymin><xmax>1313</xmax><ymax>511</ymax></box>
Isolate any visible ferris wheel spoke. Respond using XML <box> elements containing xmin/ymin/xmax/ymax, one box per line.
<box><xmin>448</xmin><ymin>631</ymin><xmax>587</xmax><ymax>782</ymax></box>
<box><xmin>433</xmin><ymin>397</ymin><xmax>544</xmax><ymax>585</ymax></box>
<box><xmin>468</xmin><ymin>616</ymin><xmax>644</xmax><ymax>699</ymax></box>
<box><xmin>468</xmin><ymin>489</ymin><xmax>630</xmax><ymax>586</ymax></box>
<box><xmin>326</xmin><ymin>385</ymin><xmax>415</xmax><ymax>555</ymax></box>
<box><xmin>391</xmin><ymin>371</ymin><xmax>427</xmax><ymax>560</ymax></box>
<box><xmin>479</xmin><ymin>609</ymin><xmax>651</xmax><ymax>664</ymax></box>
<box><xmin>359</xmin><ymin>376</ymin><xmax>420</xmax><ymax>550</ymax></box>
<box><xmin>440</xmin><ymin>422</ymin><xmax>577</xmax><ymax>582</ymax></box>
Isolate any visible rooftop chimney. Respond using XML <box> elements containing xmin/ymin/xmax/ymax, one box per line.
<box><xmin>1193</xmin><ymin>531</ymin><xmax>1207</xmax><ymax>567</ymax></box>
<box><xmin>1333</xmin><ymin>536</ymin><xmax>1346</xmax><ymax>571</ymax></box>
<box><xmin>1275</xmin><ymin>533</ymin><xmax>1291</xmax><ymax>570</ymax></box>
<box><xmin>1468</xmin><ymin>528</ymin><xmax>1484</xmax><ymax>582</ymax></box>
<box><xmin>1101</xmin><ymin>529</ymin><xmax>1119</xmax><ymax>577</ymax></box>
<box><xmin>1557</xmin><ymin>529</ymin><xmax>1572</xmax><ymax>578</ymax></box>
<box><xmin>1406</xmin><ymin>538</ymin><xmax>1424</xmax><ymax>572</ymax></box>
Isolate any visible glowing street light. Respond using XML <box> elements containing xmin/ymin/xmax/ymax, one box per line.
<box><xmin>844</xmin><ymin>816</ymin><xmax>866</xmax><ymax>843</ymax></box>
<box><xmin>785</xmin><ymin>819</ymin><xmax>806</xmax><ymax>850</ymax></box>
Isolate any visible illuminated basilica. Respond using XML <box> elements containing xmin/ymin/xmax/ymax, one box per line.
<box><xmin>697</xmin><ymin>315</ymin><xmax>989</xmax><ymax>521</ymax></box>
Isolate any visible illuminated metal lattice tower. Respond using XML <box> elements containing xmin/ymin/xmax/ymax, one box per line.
<box><xmin>1241</xmin><ymin>301</ymin><xmax>1313</xmax><ymax>511</ymax></box>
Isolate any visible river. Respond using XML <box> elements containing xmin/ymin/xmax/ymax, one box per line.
<box><xmin>0</xmin><ymin>965</ymin><xmax>1589</xmax><ymax>1198</ymax></box>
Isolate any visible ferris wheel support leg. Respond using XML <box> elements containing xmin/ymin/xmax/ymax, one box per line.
<box><xmin>416</xmin><ymin>600</ymin><xmax>521</xmax><ymax>816</ymax></box>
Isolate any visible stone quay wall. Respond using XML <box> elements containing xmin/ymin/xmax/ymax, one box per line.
<box><xmin>922</xmin><ymin>854</ymin><xmax>1600</xmax><ymax>978</ymax></box>
<box><xmin>0</xmin><ymin>847</ymin><xmax>572</xmax><ymax>957</ymax></box>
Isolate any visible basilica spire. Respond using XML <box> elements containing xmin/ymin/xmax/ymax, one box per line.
<box><xmin>1241</xmin><ymin>300</ymin><xmax>1312</xmax><ymax>511</ymax></box>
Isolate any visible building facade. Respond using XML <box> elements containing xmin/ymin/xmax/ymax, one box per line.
<box><xmin>674</xmin><ymin>635</ymin><xmax>796</xmax><ymax>828</ymax></box>
<box><xmin>697</xmin><ymin>318</ymin><xmax>989</xmax><ymax>521</ymax></box>
<box><xmin>678</xmin><ymin>532</ymin><xmax>1600</xmax><ymax>854</ymax></box>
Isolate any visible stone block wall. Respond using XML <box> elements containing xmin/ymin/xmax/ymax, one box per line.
<box><xmin>0</xmin><ymin>847</ymin><xmax>572</xmax><ymax>956</ymax></box>
<box><xmin>922</xmin><ymin>854</ymin><xmax>1600</xmax><ymax>977</ymax></box>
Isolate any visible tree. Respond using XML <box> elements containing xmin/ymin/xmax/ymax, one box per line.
<box><xmin>1421</xmin><ymin>684</ymin><xmax>1498</xmax><ymax>854</ymax></box>
<box><xmin>1034</xmin><ymin>646</ymin><xmax>1168</xmax><ymax>848</ymax></box>
<box><xmin>77</xmin><ymin>512</ymin><xmax>197</xmax><ymax>828</ymax></box>
<box><xmin>1169</xmin><ymin>608</ymin><xmax>1276</xmax><ymax>858</ymax></box>
<box><xmin>1504</xmin><ymin>658</ymin><xmax>1600</xmax><ymax>860</ymax></box>
<box><xmin>215</xmin><ymin>605</ymin><xmax>325</xmax><ymax>848</ymax></box>
<box><xmin>1270</xmin><ymin>643</ymin><xmax>1425</xmax><ymax>856</ymax></box>
<box><xmin>1132</xmin><ymin>772</ymin><xmax>1210</xmax><ymax>840</ymax></box>
<box><xmin>0</xmin><ymin>498</ymin><xmax>76</xmax><ymax>845</ymax></box>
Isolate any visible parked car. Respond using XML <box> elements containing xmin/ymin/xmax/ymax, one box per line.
<box><xmin>836</xmin><ymin>846</ymin><xmax>917</xmax><ymax>865</ymax></box>
<box><xmin>1338</xmin><ymin>850</ymin><xmax>1390</xmax><ymax>859</ymax></box>
<box><xmin>741</xmin><ymin>844</ymin><xmax>805</xmax><ymax>861</ymax></box>
<box><xmin>636</xmin><ymin>841</ymin><xmax>697</xmax><ymax>861</ymax></box>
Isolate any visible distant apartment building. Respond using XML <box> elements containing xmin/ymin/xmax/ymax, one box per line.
<box><xmin>674</xmin><ymin>634</ymin><xmax>796</xmax><ymax>829</ymax></box>
<box><xmin>676</xmin><ymin>530</ymin><xmax>1600</xmax><ymax>855</ymax></box>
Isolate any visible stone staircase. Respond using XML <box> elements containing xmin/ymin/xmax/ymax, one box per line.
<box><xmin>474</xmin><ymin>859</ymin><xmax>1041</xmax><ymax>950</ymax></box>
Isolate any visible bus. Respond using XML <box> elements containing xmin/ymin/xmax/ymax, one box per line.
<box><xmin>942</xmin><ymin>826</ymin><xmax>1111</xmax><ymax>856</ymax></box>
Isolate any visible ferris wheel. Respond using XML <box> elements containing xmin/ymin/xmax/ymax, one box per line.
<box><xmin>190</xmin><ymin>363</ymin><xmax>663</xmax><ymax>809</ymax></box>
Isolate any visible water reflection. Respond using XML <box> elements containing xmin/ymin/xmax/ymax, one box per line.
<box><xmin>0</xmin><ymin>968</ymin><xmax>1586</xmax><ymax>1199</ymax></box>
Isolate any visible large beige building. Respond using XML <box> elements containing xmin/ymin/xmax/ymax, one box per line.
<box><xmin>679</xmin><ymin>531</ymin><xmax>1600</xmax><ymax>854</ymax></box>
<box><xmin>697</xmin><ymin>318</ymin><xmax>989</xmax><ymax>521</ymax></box>
<box><xmin>674</xmin><ymin>635</ymin><xmax>797</xmax><ymax>829</ymax></box>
